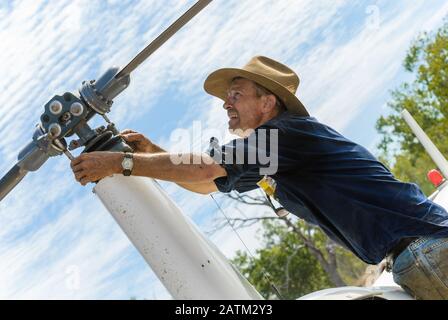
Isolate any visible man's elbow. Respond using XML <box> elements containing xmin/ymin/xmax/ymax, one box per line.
<box><xmin>191</xmin><ymin>164</ymin><xmax>224</xmax><ymax>194</ymax></box>
<box><xmin>177</xmin><ymin>181</ymin><xmax>218</xmax><ymax>195</ymax></box>
<box><xmin>200</xmin><ymin>181</ymin><xmax>220</xmax><ymax>194</ymax></box>
<box><xmin>195</xmin><ymin>188</ymin><xmax>214</xmax><ymax>195</ymax></box>
<box><xmin>202</xmin><ymin>163</ymin><xmax>227</xmax><ymax>182</ymax></box>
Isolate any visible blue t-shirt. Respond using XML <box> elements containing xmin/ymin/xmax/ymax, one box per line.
<box><xmin>209</xmin><ymin>112</ymin><xmax>448</xmax><ymax>264</ymax></box>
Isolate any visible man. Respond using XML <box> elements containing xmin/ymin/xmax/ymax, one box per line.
<box><xmin>71</xmin><ymin>56</ymin><xmax>448</xmax><ymax>299</ymax></box>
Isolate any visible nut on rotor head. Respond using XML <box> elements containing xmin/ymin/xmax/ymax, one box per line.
<box><xmin>48</xmin><ymin>123</ymin><xmax>62</xmax><ymax>138</ymax></box>
<box><xmin>70</xmin><ymin>102</ymin><xmax>84</xmax><ymax>116</ymax></box>
<box><xmin>49</xmin><ymin>100</ymin><xmax>63</xmax><ymax>115</ymax></box>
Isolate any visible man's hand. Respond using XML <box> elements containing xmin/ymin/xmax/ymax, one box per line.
<box><xmin>71</xmin><ymin>151</ymin><xmax>122</xmax><ymax>186</ymax></box>
<box><xmin>120</xmin><ymin>129</ymin><xmax>164</xmax><ymax>153</ymax></box>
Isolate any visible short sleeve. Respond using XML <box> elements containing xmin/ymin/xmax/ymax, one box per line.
<box><xmin>206</xmin><ymin>136</ymin><xmax>261</xmax><ymax>193</ymax></box>
<box><xmin>206</xmin><ymin>124</ymin><xmax>300</xmax><ymax>193</ymax></box>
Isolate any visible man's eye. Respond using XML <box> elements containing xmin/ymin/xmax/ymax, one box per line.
<box><xmin>227</xmin><ymin>90</ymin><xmax>242</xmax><ymax>101</ymax></box>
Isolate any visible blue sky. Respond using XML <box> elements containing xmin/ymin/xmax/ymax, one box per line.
<box><xmin>0</xmin><ymin>0</ymin><xmax>447</xmax><ymax>299</ymax></box>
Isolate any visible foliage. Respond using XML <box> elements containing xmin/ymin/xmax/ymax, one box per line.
<box><xmin>231</xmin><ymin>218</ymin><xmax>366</xmax><ymax>299</ymax></box>
<box><xmin>376</xmin><ymin>19</ymin><xmax>448</xmax><ymax>195</ymax></box>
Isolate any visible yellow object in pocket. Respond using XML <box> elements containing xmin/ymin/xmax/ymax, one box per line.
<box><xmin>257</xmin><ymin>176</ymin><xmax>277</xmax><ymax>198</ymax></box>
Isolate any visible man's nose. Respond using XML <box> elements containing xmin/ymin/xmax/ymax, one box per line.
<box><xmin>223</xmin><ymin>98</ymin><xmax>233</xmax><ymax>110</ymax></box>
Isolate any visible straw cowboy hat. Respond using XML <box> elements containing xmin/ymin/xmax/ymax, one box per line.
<box><xmin>204</xmin><ymin>56</ymin><xmax>309</xmax><ymax>116</ymax></box>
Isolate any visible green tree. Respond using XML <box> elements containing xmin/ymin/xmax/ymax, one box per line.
<box><xmin>230</xmin><ymin>218</ymin><xmax>367</xmax><ymax>299</ymax></box>
<box><xmin>376</xmin><ymin>19</ymin><xmax>448</xmax><ymax>194</ymax></box>
<box><xmin>232</xmin><ymin>219</ymin><xmax>332</xmax><ymax>299</ymax></box>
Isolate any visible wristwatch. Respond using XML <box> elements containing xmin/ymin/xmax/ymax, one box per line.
<box><xmin>121</xmin><ymin>152</ymin><xmax>134</xmax><ymax>176</ymax></box>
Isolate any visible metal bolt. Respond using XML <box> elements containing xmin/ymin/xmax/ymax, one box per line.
<box><xmin>69</xmin><ymin>140</ymin><xmax>80</xmax><ymax>150</ymax></box>
<box><xmin>49</xmin><ymin>100</ymin><xmax>63</xmax><ymax>115</ymax></box>
<box><xmin>61</xmin><ymin>112</ymin><xmax>71</xmax><ymax>122</ymax></box>
<box><xmin>70</xmin><ymin>102</ymin><xmax>84</xmax><ymax>116</ymax></box>
<box><xmin>48</xmin><ymin>123</ymin><xmax>62</xmax><ymax>138</ymax></box>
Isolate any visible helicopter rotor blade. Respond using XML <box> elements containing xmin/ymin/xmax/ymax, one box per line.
<box><xmin>115</xmin><ymin>0</ymin><xmax>212</xmax><ymax>79</ymax></box>
<box><xmin>0</xmin><ymin>165</ymin><xmax>28</xmax><ymax>202</ymax></box>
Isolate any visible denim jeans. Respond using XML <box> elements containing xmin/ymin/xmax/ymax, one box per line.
<box><xmin>392</xmin><ymin>236</ymin><xmax>448</xmax><ymax>299</ymax></box>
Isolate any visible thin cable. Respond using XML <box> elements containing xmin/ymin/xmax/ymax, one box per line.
<box><xmin>210</xmin><ymin>193</ymin><xmax>285</xmax><ymax>300</ymax></box>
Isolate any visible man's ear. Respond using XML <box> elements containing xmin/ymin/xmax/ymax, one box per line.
<box><xmin>262</xmin><ymin>94</ymin><xmax>277</xmax><ymax>113</ymax></box>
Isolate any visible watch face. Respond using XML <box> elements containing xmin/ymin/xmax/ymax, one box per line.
<box><xmin>122</xmin><ymin>158</ymin><xmax>133</xmax><ymax>170</ymax></box>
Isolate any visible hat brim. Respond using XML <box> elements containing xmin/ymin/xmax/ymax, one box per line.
<box><xmin>204</xmin><ymin>68</ymin><xmax>309</xmax><ymax>116</ymax></box>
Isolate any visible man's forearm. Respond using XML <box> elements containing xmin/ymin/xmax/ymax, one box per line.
<box><xmin>129</xmin><ymin>152</ymin><xmax>226</xmax><ymax>184</ymax></box>
<box><xmin>133</xmin><ymin>144</ymin><xmax>222</xmax><ymax>194</ymax></box>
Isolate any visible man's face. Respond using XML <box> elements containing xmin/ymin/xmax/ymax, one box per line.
<box><xmin>223</xmin><ymin>78</ymin><xmax>265</xmax><ymax>135</ymax></box>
